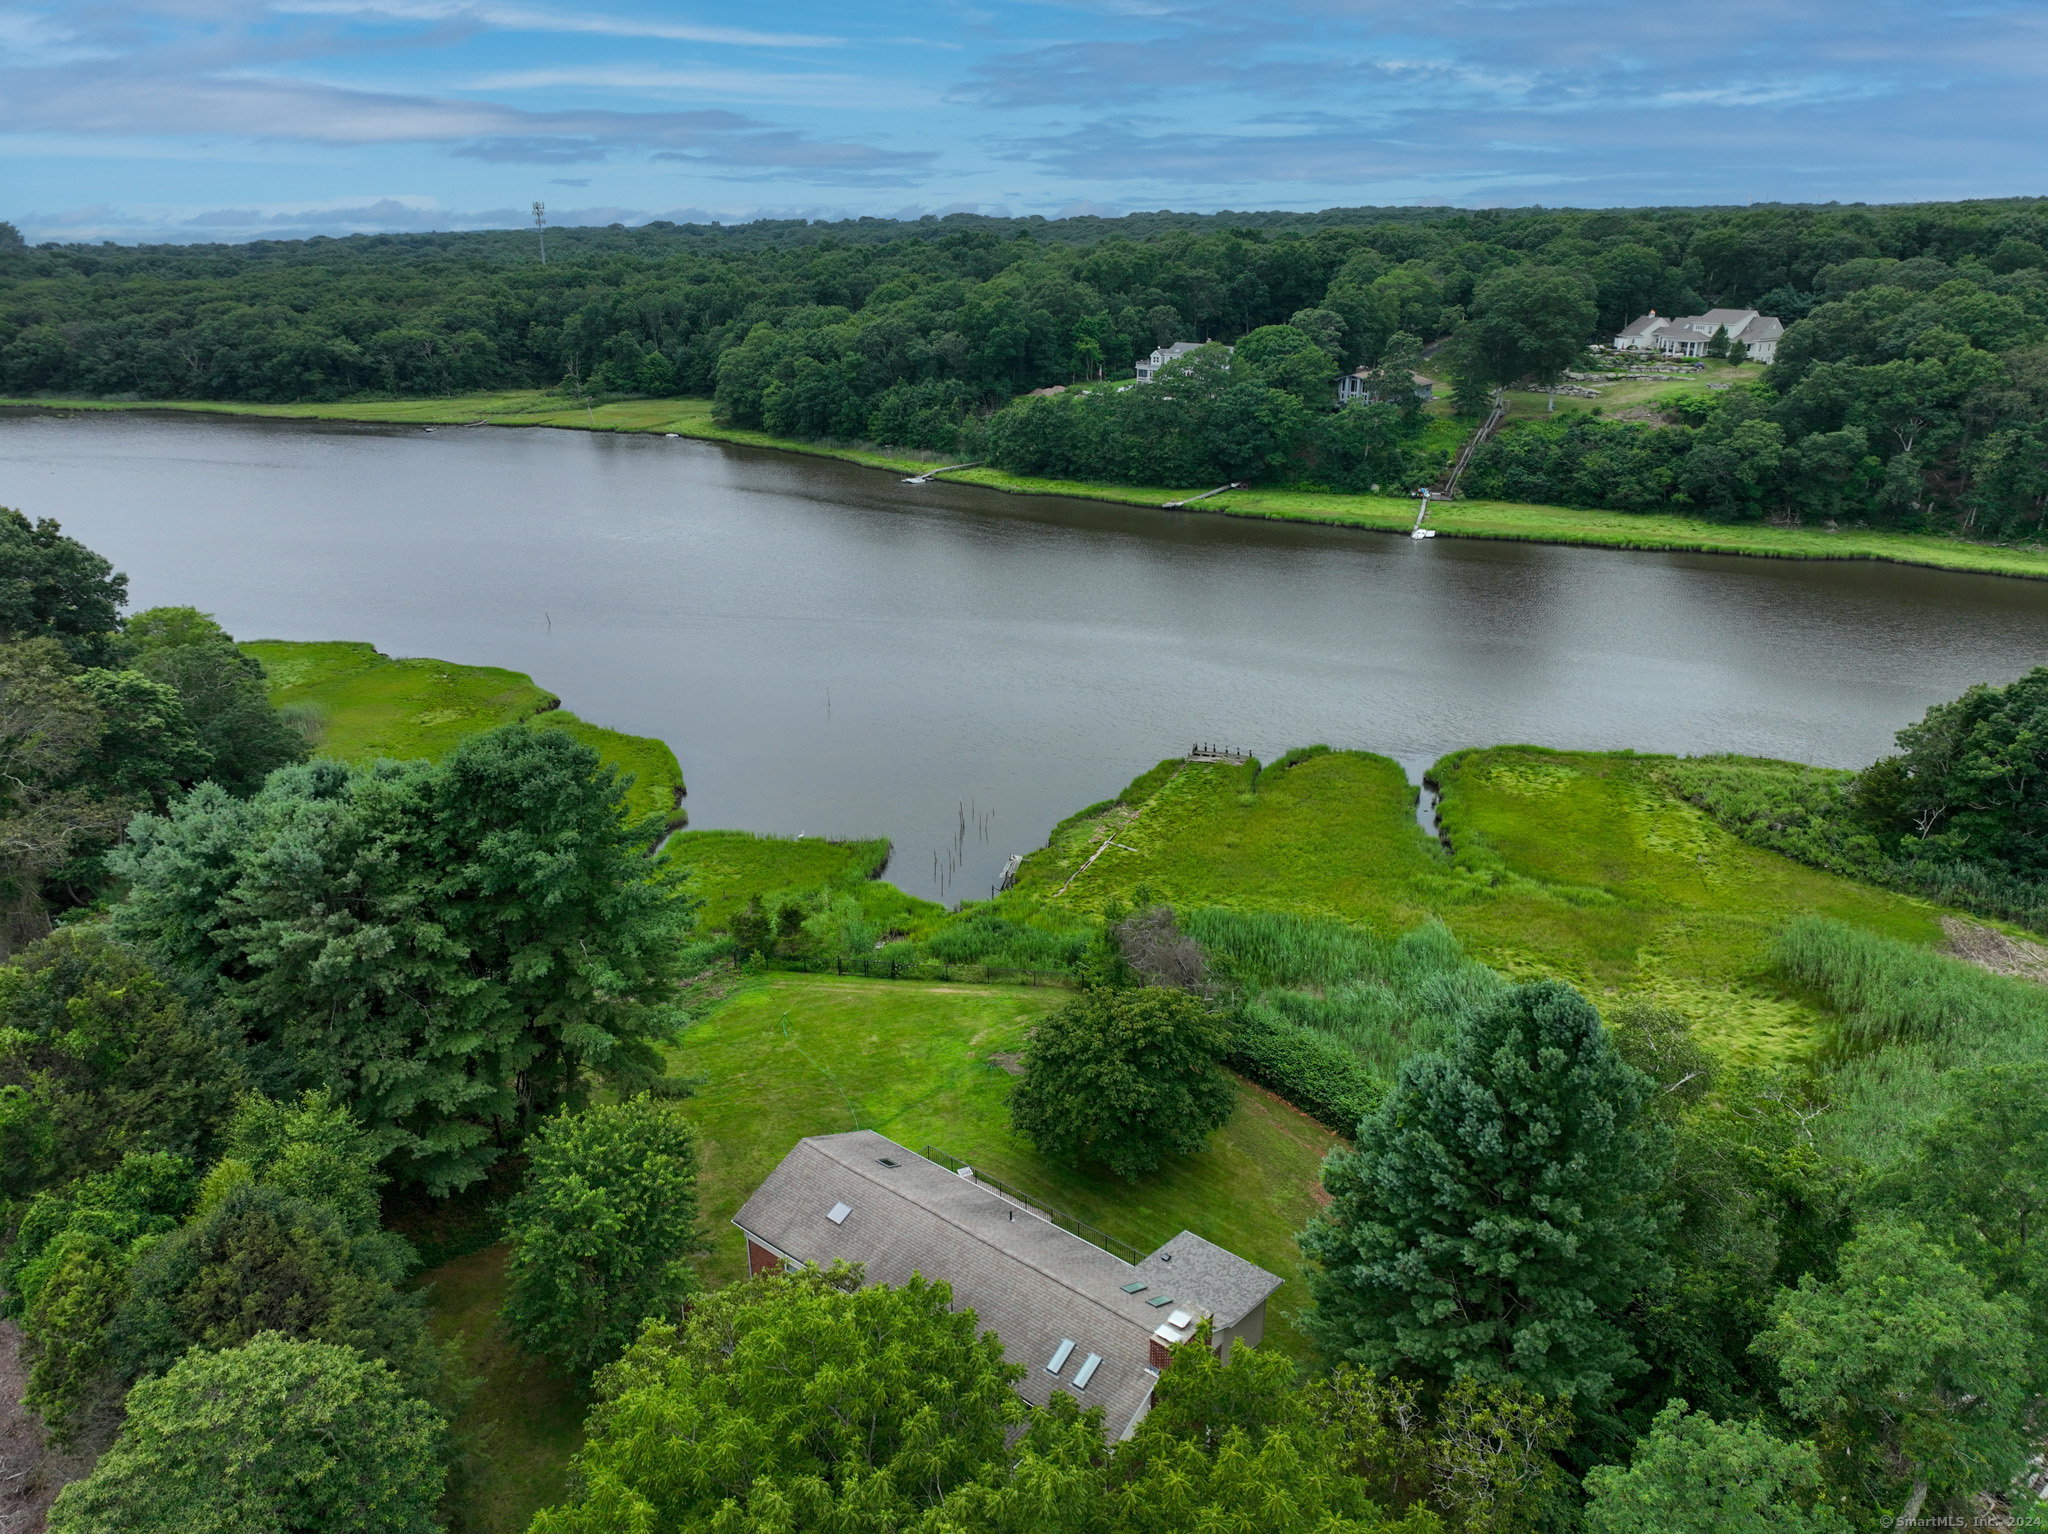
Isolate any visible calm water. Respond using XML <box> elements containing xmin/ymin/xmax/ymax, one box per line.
<box><xmin>5</xmin><ymin>409</ymin><xmax>2046</xmax><ymax>903</ymax></box>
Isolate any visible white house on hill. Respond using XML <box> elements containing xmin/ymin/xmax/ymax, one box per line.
<box><xmin>1614</xmin><ymin>308</ymin><xmax>1784</xmax><ymax>362</ymax></box>
<box><xmin>1134</xmin><ymin>341</ymin><xmax>1227</xmax><ymax>383</ymax></box>
<box><xmin>1338</xmin><ymin>369</ymin><xmax>1435</xmax><ymax>406</ymax></box>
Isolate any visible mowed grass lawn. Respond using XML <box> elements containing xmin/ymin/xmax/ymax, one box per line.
<box><xmin>668</xmin><ymin>973</ymin><xmax>1338</xmax><ymax>1358</ymax></box>
<box><xmin>244</xmin><ymin>638</ymin><xmax>685</xmax><ymax>825</ymax></box>
<box><xmin>421</xmin><ymin>1245</ymin><xmax>586</xmax><ymax>1534</ymax></box>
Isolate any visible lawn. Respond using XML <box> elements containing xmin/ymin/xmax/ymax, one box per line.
<box><xmin>418</xmin><ymin>1245</ymin><xmax>585</xmax><ymax>1534</ymax></box>
<box><xmin>20</xmin><ymin>392</ymin><xmax>2048</xmax><ymax>580</ymax></box>
<box><xmin>244</xmin><ymin>638</ymin><xmax>685</xmax><ymax>825</ymax></box>
<box><xmin>666</xmin><ymin>973</ymin><xmax>1338</xmax><ymax>1359</ymax></box>
<box><xmin>1498</xmin><ymin>357</ymin><xmax>1769</xmax><ymax>423</ymax></box>
<box><xmin>1002</xmin><ymin>746</ymin><xmax>1952</xmax><ymax>1068</ymax></box>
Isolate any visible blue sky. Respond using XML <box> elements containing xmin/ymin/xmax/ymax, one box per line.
<box><xmin>5</xmin><ymin>0</ymin><xmax>2047</xmax><ymax>243</ymax></box>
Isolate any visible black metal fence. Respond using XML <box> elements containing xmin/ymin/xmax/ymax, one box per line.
<box><xmin>919</xmin><ymin>1145</ymin><xmax>1144</xmax><ymax>1266</ymax></box>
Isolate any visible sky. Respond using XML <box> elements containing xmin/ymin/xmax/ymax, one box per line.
<box><xmin>4</xmin><ymin>0</ymin><xmax>2047</xmax><ymax>244</ymax></box>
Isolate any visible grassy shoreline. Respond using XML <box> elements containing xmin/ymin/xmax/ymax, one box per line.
<box><xmin>11</xmin><ymin>391</ymin><xmax>2048</xmax><ymax>581</ymax></box>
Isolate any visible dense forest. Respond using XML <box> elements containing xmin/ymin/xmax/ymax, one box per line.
<box><xmin>7</xmin><ymin>198</ymin><xmax>2048</xmax><ymax>534</ymax></box>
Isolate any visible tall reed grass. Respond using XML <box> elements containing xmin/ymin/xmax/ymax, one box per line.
<box><xmin>1185</xmin><ymin>908</ymin><xmax>1502</xmax><ymax>1081</ymax></box>
<box><xmin>1776</xmin><ymin>915</ymin><xmax>2048</xmax><ymax>1167</ymax></box>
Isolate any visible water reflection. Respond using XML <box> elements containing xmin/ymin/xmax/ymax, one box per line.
<box><xmin>4</xmin><ymin>409</ymin><xmax>2045</xmax><ymax>903</ymax></box>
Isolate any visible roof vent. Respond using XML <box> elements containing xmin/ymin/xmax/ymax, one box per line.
<box><xmin>1072</xmin><ymin>1353</ymin><xmax>1102</xmax><ymax>1390</ymax></box>
<box><xmin>876</xmin><ymin>1158</ymin><xmax>899</xmax><ymax>1168</ymax></box>
<box><xmin>1046</xmin><ymin>1339</ymin><xmax>1075</xmax><ymax>1375</ymax></box>
<box><xmin>1167</xmin><ymin>1310</ymin><xmax>1194</xmax><ymax>1330</ymax></box>
<box><xmin>827</xmin><ymin>1202</ymin><xmax>852</xmax><ymax>1224</ymax></box>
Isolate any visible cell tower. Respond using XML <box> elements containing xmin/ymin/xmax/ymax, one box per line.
<box><xmin>532</xmin><ymin>201</ymin><xmax>547</xmax><ymax>264</ymax></box>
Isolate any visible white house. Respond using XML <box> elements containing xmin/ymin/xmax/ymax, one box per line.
<box><xmin>1338</xmin><ymin>369</ymin><xmax>1435</xmax><ymax>406</ymax></box>
<box><xmin>1614</xmin><ymin>308</ymin><xmax>1784</xmax><ymax>363</ymax></box>
<box><xmin>1134</xmin><ymin>341</ymin><xmax>1227</xmax><ymax>383</ymax></box>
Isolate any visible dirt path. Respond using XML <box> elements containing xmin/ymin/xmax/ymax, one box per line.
<box><xmin>0</xmin><ymin>1322</ymin><xmax>91</xmax><ymax>1534</ymax></box>
<box><xmin>1941</xmin><ymin>917</ymin><xmax>2048</xmax><ymax>983</ymax></box>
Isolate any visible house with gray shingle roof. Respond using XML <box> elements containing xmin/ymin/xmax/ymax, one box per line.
<box><xmin>1614</xmin><ymin>307</ymin><xmax>1785</xmax><ymax>361</ymax></box>
<box><xmin>733</xmin><ymin>1131</ymin><xmax>1284</xmax><ymax>1441</ymax></box>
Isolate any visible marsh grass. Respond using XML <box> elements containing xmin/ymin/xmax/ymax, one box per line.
<box><xmin>661</xmin><ymin>830</ymin><xmax>899</xmax><ymax>930</ymax></box>
<box><xmin>243</xmin><ymin>639</ymin><xmax>685</xmax><ymax>823</ymax></box>
<box><xmin>1000</xmin><ymin>745</ymin><xmax>1958</xmax><ymax>1068</ymax></box>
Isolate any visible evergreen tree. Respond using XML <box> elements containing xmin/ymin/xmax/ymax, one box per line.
<box><xmin>0</xmin><ymin>925</ymin><xmax>245</xmax><ymax>1205</ymax></box>
<box><xmin>1301</xmin><ymin>980</ymin><xmax>1670</xmax><ymax>1406</ymax></box>
<box><xmin>111</xmin><ymin>724</ymin><xmax>696</xmax><ymax>1191</ymax></box>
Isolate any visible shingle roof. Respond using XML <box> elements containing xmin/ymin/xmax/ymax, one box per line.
<box><xmin>733</xmin><ymin>1132</ymin><xmax>1281</xmax><ymax>1439</ymax></box>
<box><xmin>1130</xmin><ymin>1231</ymin><xmax>1283</xmax><ymax>1330</ymax></box>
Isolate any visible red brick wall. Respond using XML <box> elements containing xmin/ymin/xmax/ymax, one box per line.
<box><xmin>746</xmin><ymin>1238</ymin><xmax>782</xmax><ymax>1277</ymax></box>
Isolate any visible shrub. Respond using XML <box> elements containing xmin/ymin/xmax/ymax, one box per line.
<box><xmin>1009</xmin><ymin>986</ymin><xmax>1236</xmax><ymax>1179</ymax></box>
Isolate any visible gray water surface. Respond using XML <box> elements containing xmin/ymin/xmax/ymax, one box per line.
<box><xmin>5</xmin><ymin>409</ymin><xmax>2045</xmax><ymax>903</ymax></box>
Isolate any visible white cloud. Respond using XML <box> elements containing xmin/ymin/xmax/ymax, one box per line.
<box><xmin>270</xmin><ymin>0</ymin><xmax>843</xmax><ymax>48</ymax></box>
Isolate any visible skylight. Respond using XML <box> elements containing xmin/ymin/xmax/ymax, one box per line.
<box><xmin>827</xmin><ymin>1202</ymin><xmax>852</xmax><ymax>1224</ymax></box>
<box><xmin>1146</xmin><ymin>1294</ymin><xmax>1173</xmax><ymax>1308</ymax></box>
<box><xmin>1120</xmin><ymin>1281</ymin><xmax>1147</xmax><ymax>1294</ymax></box>
<box><xmin>1072</xmin><ymin>1353</ymin><xmax>1102</xmax><ymax>1390</ymax></box>
<box><xmin>1046</xmin><ymin>1339</ymin><xmax>1075</xmax><ymax>1374</ymax></box>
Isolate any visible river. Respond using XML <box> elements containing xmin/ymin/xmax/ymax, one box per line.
<box><xmin>5</xmin><ymin>409</ymin><xmax>2046</xmax><ymax>903</ymax></box>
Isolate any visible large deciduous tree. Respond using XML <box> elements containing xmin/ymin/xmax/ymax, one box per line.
<box><xmin>45</xmin><ymin>1333</ymin><xmax>445</xmax><ymax>1534</ymax></box>
<box><xmin>0</xmin><ymin>924</ymin><xmax>245</xmax><ymax>1205</ymax></box>
<box><xmin>1301</xmin><ymin>980</ymin><xmax>1670</xmax><ymax>1406</ymax></box>
<box><xmin>1447</xmin><ymin>267</ymin><xmax>1599</xmax><ymax>398</ymax></box>
<box><xmin>1008</xmin><ymin>985</ymin><xmax>1237</xmax><ymax>1179</ymax></box>
<box><xmin>529</xmin><ymin>1264</ymin><xmax>1025</xmax><ymax>1533</ymax></box>
<box><xmin>1855</xmin><ymin>664</ymin><xmax>2048</xmax><ymax>875</ymax></box>
<box><xmin>118</xmin><ymin>606</ymin><xmax>308</xmax><ymax>793</ymax></box>
<box><xmin>505</xmin><ymin>1093</ymin><xmax>703</xmax><ymax>1374</ymax></box>
<box><xmin>0</xmin><ymin>508</ymin><xmax>127</xmax><ymax>665</ymax></box>
<box><xmin>1752</xmin><ymin>1221</ymin><xmax>2033</xmax><ymax>1525</ymax></box>
<box><xmin>1583</xmin><ymin>1400</ymin><xmax>1847</xmax><ymax>1534</ymax></box>
<box><xmin>110</xmin><ymin>724</ymin><xmax>697</xmax><ymax>1190</ymax></box>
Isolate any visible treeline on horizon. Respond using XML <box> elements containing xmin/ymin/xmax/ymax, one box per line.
<box><xmin>6</xmin><ymin>196</ymin><xmax>2048</xmax><ymax>535</ymax></box>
